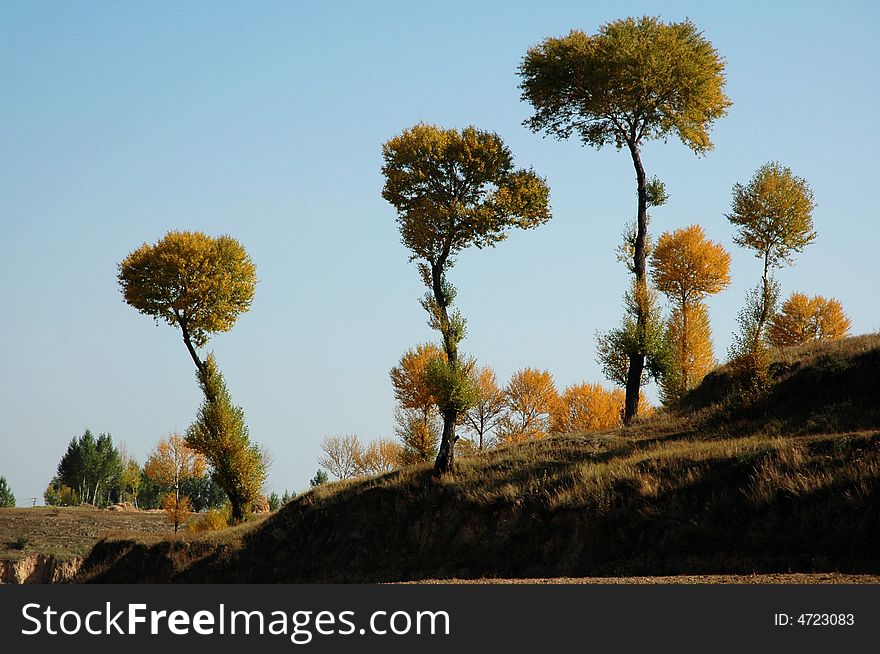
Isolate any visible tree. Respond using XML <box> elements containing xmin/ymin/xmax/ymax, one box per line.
<box><xmin>160</xmin><ymin>493</ymin><xmax>193</xmax><ymax>533</ymax></box>
<box><xmin>550</xmin><ymin>383</ymin><xmax>625</xmax><ymax>434</ymax></box>
<box><xmin>394</xmin><ymin>408</ymin><xmax>440</xmax><ymax>465</ymax></box>
<box><xmin>318</xmin><ymin>434</ymin><xmax>363</xmax><ymax>480</ymax></box>
<box><xmin>651</xmin><ymin>225</ymin><xmax>730</xmax><ymax>400</ymax></box>
<box><xmin>145</xmin><ymin>433</ymin><xmax>206</xmax><ymax>532</ymax></box>
<box><xmin>390</xmin><ymin>343</ymin><xmax>444</xmax><ymax>417</ymax></box>
<box><xmin>118</xmin><ymin>230</ymin><xmax>257</xmax><ymax>374</ymax></box>
<box><xmin>267</xmin><ymin>492</ymin><xmax>281</xmax><ymax>512</ymax></box>
<box><xmin>308</xmin><ymin>470</ymin><xmax>328</xmax><ymax>488</ymax></box>
<box><xmin>357</xmin><ymin>438</ymin><xmax>404</xmax><ymax>476</ymax></box>
<box><xmin>53</xmin><ymin>429</ymin><xmax>122</xmax><ymax>506</ymax></box>
<box><xmin>496</xmin><ymin>368</ymin><xmax>559</xmax><ymax>444</ymax></box>
<box><xmin>118</xmin><ymin>457</ymin><xmax>142</xmax><ymax>506</ymax></box>
<box><xmin>660</xmin><ymin>304</ymin><xmax>716</xmax><ymax>403</ymax></box>
<box><xmin>727</xmin><ymin>162</ymin><xmax>817</xmax><ymax>348</ymax></box>
<box><xmin>382</xmin><ymin>124</ymin><xmax>551</xmax><ymax>474</ymax></box>
<box><xmin>596</xmin><ymin>280</ymin><xmax>672</xmax><ymax>392</ymax></box>
<box><xmin>186</xmin><ymin>354</ymin><xmax>265</xmax><ymax>523</ymax></box>
<box><xmin>0</xmin><ymin>476</ymin><xmax>15</xmax><ymax>508</ymax></box>
<box><xmin>768</xmin><ymin>293</ymin><xmax>851</xmax><ymax>347</ymax></box>
<box><xmin>463</xmin><ymin>365</ymin><xmax>507</xmax><ymax>450</ymax></box>
<box><xmin>520</xmin><ymin>17</ymin><xmax>731</xmax><ymax>423</ymax></box>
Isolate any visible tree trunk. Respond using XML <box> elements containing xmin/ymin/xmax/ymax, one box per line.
<box><xmin>429</xmin><ymin>261</ymin><xmax>459</xmax><ymax>475</ymax></box>
<box><xmin>624</xmin><ymin>141</ymin><xmax>649</xmax><ymax>425</ymax></box>
<box><xmin>755</xmin><ymin>252</ymin><xmax>772</xmax><ymax>349</ymax></box>
<box><xmin>175</xmin><ymin>309</ymin><xmax>206</xmax><ymax>374</ymax></box>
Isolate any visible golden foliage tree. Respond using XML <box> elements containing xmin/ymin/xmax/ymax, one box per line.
<box><xmin>496</xmin><ymin>368</ymin><xmax>559</xmax><ymax>444</ymax></box>
<box><xmin>660</xmin><ymin>304</ymin><xmax>715</xmax><ymax>403</ymax></box>
<box><xmin>394</xmin><ymin>408</ymin><xmax>440</xmax><ymax>465</ymax></box>
<box><xmin>651</xmin><ymin>225</ymin><xmax>730</xmax><ymax>400</ymax></box>
<box><xmin>117</xmin><ymin>230</ymin><xmax>256</xmax><ymax>373</ymax></box>
<box><xmin>186</xmin><ymin>355</ymin><xmax>265</xmax><ymax>524</ymax></box>
<box><xmin>145</xmin><ymin>433</ymin><xmax>206</xmax><ymax>532</ymax></box>
<box><xmin>768</xmin><ymin>293</ymin><xmax>851</xmax><ymax>347</ymax></box>
<box><xmin>463</xmin><ymin>366</ymin><xmax>507</xmax><ymax>450</ymax></box>
<box><xmin>551</xmin><ymin>383</ymin><xmax>625</xmax><ymax>434</ymax></box>
<box><xmin>727</xmin><ymin>162</ymin><xmax>817</xmax><ymax>348</ymax></box>
<box><xmin>357</xmin><ymin>438</ymin><xmax>404</xmax><ymax>476</ymax></box>
<box><xmin>318</xmin><ymin>434</ymin><xmax>363</xmax><ymax>480</ymax></box>
<box><xmin>390</xmin><ymin>343</ymin><xmax>443</xmax><ymax>418</ymax></box>
<box><xmin>520</xmin><ymin>17</ymin><xmax>730</xmax><ymax>424</ymax></box>
<box><xmin>160</xmin><ymin>492</ymin><xmax>193</xmax><ymax>533</ymax></box>
<box><xmin>382</xmin><ymin>124</ymin><xmax>551</xmax><ymax>474</ymax></box>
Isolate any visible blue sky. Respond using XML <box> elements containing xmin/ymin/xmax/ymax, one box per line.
<box><xmin>2</xmin><ymin>1</ymin><xmax>878</xmax><ymax>504</ymax></box>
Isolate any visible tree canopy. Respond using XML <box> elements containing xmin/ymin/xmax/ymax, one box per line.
<box><xmin>768</xmin><ymin>293</ymin><xmax>851</xmax><ymax>348</ymax></box>
<box><xmin>118</xmin><ymin>230</ymin><xmax>256</xmax><ymax>370</ymax></box>
<box><xmin>728</xmin><ymin>162</ymin><xmax>817</xmax><ymax>271</ymax></box>
<box><xmin>519</xmin><ymin>17</ymin><xmax>731</xmax><ymax>154</ymax></box>
<box><xmin>651</xmin><ymin>225</ymin><xmax>731</xmax><ymax>307</ymax></box>
<box><xmin>0</xmin><ymin>476</ymin><xmax>15</xmax><ymax>508</ymax></box>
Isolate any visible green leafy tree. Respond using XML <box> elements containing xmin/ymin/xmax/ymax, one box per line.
<box><xmin>381</xmin><ymin>124</ymin><xmax>551</xmax><ymax>473</ymax></box>
<box><xmin>186</xmin><ymin>354</ymin><xmax>265</xmax><ymax>523</ymax></box>
<box><xmin>267</xmin><ymin>492</ymin><xmax>281</xmax><ymax>512</ymax></box>
<box><xmin>0</xmin><ymin>476</ymin><xmax>15</xmax><ymax>507</ymax></box>
<box><xmin>53</xmin><ymin>430</ymin><xmax>122</xmax><ymax>506</ymax></box>
<box><xmin>520</xmin><ymin>16</ymin><xmax>731</xmax><ymax>423</ymax></box>
<box><xmin>308</xmin><ymin>470</ymin><xmax>328</xmax><ymax>488</ymax></box>
<box><xmin>727</xmin><ymin>162</ymin><xmax>817</xmax><ymax>349</ymax></box>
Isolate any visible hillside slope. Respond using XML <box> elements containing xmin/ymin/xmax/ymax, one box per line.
<box><xmin>77</xmin><ymin>335</ymin><xmax>880</xmax><ymax>582</ymax></box>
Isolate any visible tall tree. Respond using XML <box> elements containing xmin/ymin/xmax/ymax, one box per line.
<box><xmin>651</xmin><ymin>224</ymin><xmax>731</xmax><ymax>400</ymax></box>
<box><xmin>118</xmin><ymin>230</ymin><xmax>256</xmax><ymax>374</ymax></box>
<box><xmin>519</xmin><ymin>17</ymin><xmax>731</xmax><ymax>423</ymax></box>
<box><xmin>463</xmin><ymin>365</ymin><xmax>507</xmax><ymax>450</ymax></box>
<box><xmin>768</xmin><ymin>292</ymin><xmax>851</xmax><ymax>347</ymax></box>
<box><xmin>496</xmin><ymin>368</ymin><xmax>559</xmax><ymax>443</ymax></box>
<box><xmin>186</xmin><ymin>354</ymin><xmax>265</xmax><ymax>523</ymax></box>
<box><xmin>382</xmin><ymin>124</ymin><xmax>551</xmax><ymax>473</ymax></box>
<box><xmin>727</xmin><ymin>162</ymin><xmax>817</xmax><ymax>349</ymax></box>
<box><xmin>550</xmin><ymin>383</ymin><xmax>625</xmax><ymax>434</ymax></box>
<box><xmin>145</xmin><ymin>433</ymin><xmax>206</xmax><ymax>532</ymax></box>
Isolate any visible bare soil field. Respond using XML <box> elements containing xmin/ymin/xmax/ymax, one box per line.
<box><xmin>406</xmin><ymin>573</ymin><xmax>880</xmax><ymax>584</ymax></box>
<box><xmin>0</xmin><ymin>506</ymin><xmax>175</xmax><ymax>562</ymax></box>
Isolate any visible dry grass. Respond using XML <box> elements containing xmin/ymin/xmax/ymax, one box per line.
<box><xmin>74</xmin><ymin>334</ymin><xmax>880</xmax><ymax>583</ymax></box>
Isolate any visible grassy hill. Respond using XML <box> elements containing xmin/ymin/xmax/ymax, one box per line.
<box><xmin>76</xmin><ymin>334</ymin><xmax>880</xmax><ymax>582</ymax></box>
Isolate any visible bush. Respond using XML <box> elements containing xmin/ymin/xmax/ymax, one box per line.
<box><xmin>188</xmin><ymin>507</ymin><xmax>230</xmax><ymax>533</ymax></box>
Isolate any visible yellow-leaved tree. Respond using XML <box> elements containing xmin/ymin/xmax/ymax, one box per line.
<box><xmin>382</xmin><ymin>124</ymin><xmax>551</xmax><ymax>473</ymax></box>
<box><xmin>462</xmin><ymin>365</ymin><xmax>507</xmax><ymax>450</ymax></box>
<box><xmin>144</xmin><ymin>433</ymin><xmax>206</xmax><ymax>532</ymax></box>
<box><xmin>651</xmin><ymin>224</ymin><xmax>731</xmax><ymax>401</ymax></box>
<box><xmin>550</xmin><ymin>383</ymin><xmax>625</xmax><ymax>434</ymax></box>
<box><xmin>357</xmin><ymin>439</ymin><xmax>404</xmax><ymax>476</ymax></box>
<box><xmin>768</xmin><ymin>293</ymin><xmax>851</xmax><ymax>347</ymax></box>
<box><xmin>389</xmin><ymin>343</ymin><xmax>444</xmax><ymax>464</ymax></box>
<box><xmin>727</xmin><ymin>163</ymin><xmax>817</xmax><ymax>351</ymax></box>
<box><xmin>496</xmin><ymin>368</ymin><xmax>559</xmax><ymax>444</ymax></box>
<box><xmin>118</xmin><ymin>231</ymin><xmax>263</xmax><ymax>524</ymax></box>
